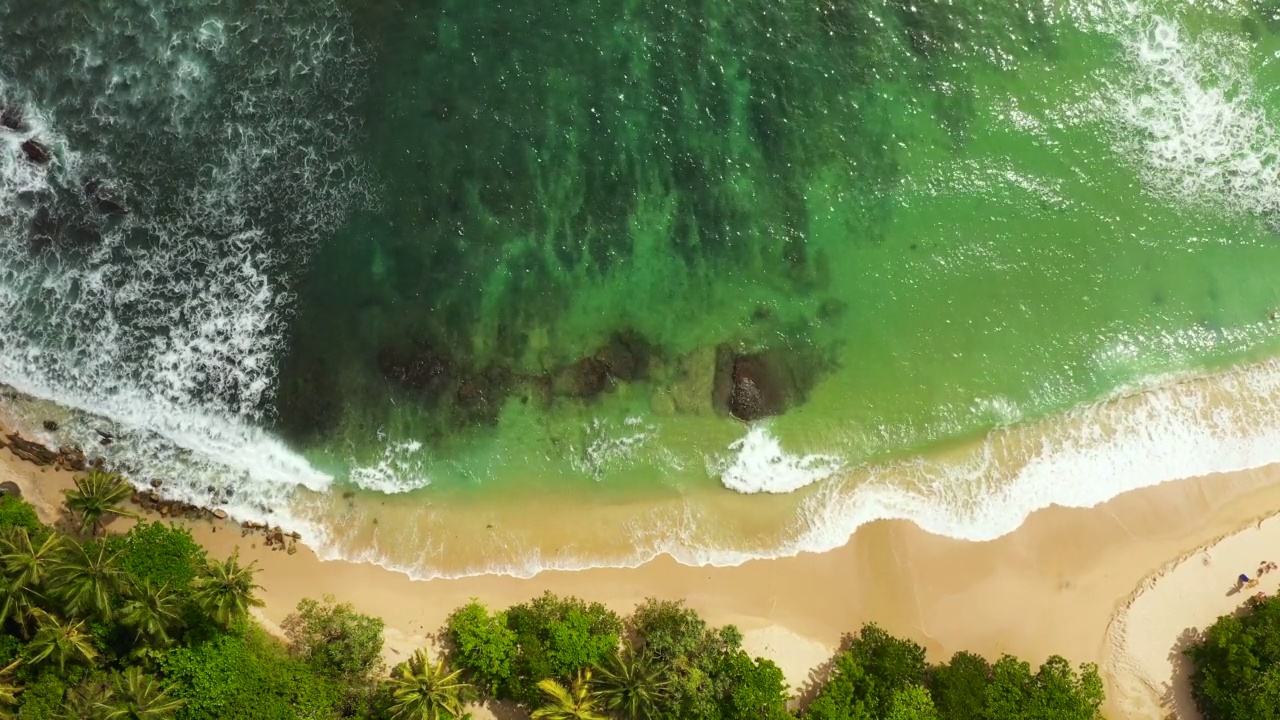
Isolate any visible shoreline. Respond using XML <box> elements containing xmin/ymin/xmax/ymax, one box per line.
<box><xmin>7</xmin><ymin>430</ymin><xmax>1280</xmax><ymax>716</ymax></box>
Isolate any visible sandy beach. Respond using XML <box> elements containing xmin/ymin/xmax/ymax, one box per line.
<box><xmin>7</xmin><ymin>433</ymin><xmax>1280</xmax><ymax>718</ymax></box>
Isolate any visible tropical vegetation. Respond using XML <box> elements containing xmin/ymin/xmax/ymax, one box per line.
<box><xmin>1186</xmin><ymin>594</ymin><xmax>1280</xmax><ymax>720</ymax></box>
<box><xmin>0</xmin><ymin>475</ymin><xmax>1113</xmax><ymax>719</ymax></box>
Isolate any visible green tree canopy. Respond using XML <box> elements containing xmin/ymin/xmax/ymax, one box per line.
<box><xmin>444</xmin><ymin>601</ymin><xmax>516</xmax><ymax>697</ymax></box>
<box><xmin>503</xmin><ymin>593</ymin><xmax>623</xmax><ymax>705</ymax></box>
<box><xmin>1187</xmin><ymin>596</ymin><xmax>1280</xmax><ymax>720</ymax></box>
<box><xmin>0</xmin><ymin>497</ymin><xmax>45</xmax><ymax>542</ymax></box>
<box><xmin>161</xmin><ymin>626</ymin><xmax>341</xmax><ymax>720</ymax></box>
<box><xmin>803</xmin><ymin>624</ymin><xmax>927</xmax><ymax>720</ymax></box>
<box><xmin>281</xmin><ymin>595</ymin><xmax>384</xmax><ymax>680</ymax></box>
<box><xmin>104</xmin><ymin>522</ymin><xmax>207</xmax><ymax>595</ymax></box>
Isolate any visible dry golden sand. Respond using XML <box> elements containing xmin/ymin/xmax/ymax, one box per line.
<box><xmin>5</xmin><ymin>441</ymin><xmax>1280</xmax><ymax>718</ymax></box>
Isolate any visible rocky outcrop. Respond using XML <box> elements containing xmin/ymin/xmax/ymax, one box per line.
<box><xmin>83</xmin><ymin>178</ymin><xmax>129</xmax><ymax>216</ymax></box>
<box><xmin>20</xmin><ymin>139</ymin><xmax>50</xmax><ymax>165</ymax></box>
<box><xmin>552</xmin><ymin>331</ymin><xmax>654</xmax><ymax>401</ymax></box>
<box><xmin>0</xmin><ymin>105</ymin><xmax>25</xmax><ymax>132</ymax></box>
<box><xmin>1</xmin><ymin>432</ymin><xmax>87</xmax><ymax>471</ymax></box>
<box><xmin>713</xmin><ymin>346</ymin><xmax>827</xmax><ymax>422</ymax></box>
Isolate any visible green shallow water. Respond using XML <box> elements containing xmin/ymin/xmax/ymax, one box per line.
<box><xmin>6</xmin><ymin>0</ymin><xmax>1280</xmax><ymax>527</ymax></box>
<box><xmin>269</xmin><ymin>0</ymin><xmax>1280</xmax><ymax>494</ymax></box>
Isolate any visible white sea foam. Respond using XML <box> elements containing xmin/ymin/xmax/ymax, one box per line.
<box><xmin>572</xmin><ymin>416</ymin><xmax>659</xmax><ymax>480</ymax></box>
<box><xmin>713</xmin><ymin>425</ymin><xmax>844</xmax><ymax>494</ymax></box>
<box><xmin>350</xmin><ymin>439</ymin><xmax>433</xmax><ymax>494</ymax></box>
<box><xmin>0</xmin><ymin>1</ymin><xmax>368</xmax><ymax>521</ymax></box>
<box><xmin>1103</xmin><ymin>5</ymin><xmax>1280</xmax><ymax>216</ymax></box>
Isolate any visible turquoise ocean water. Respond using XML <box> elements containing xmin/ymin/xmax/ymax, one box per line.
<box><xmin>5</xmin><ymin>0</ymin><xmax>1280</xmax><ymax>575</ymax></box>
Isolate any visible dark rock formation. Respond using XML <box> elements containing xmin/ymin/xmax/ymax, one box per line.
<box><xmin>0</xmin><ymin>105</ymin><xmax>25</xmax><ymax>132</ymax></box>
<box><xmin>552</xmin><ymin>331</ymin><xmax>655</xmax><ymax>401</ymax></box>
<box><xmin>0</xmin><ymin>481</ymin><xmax>21</xmax><ymax>498</ymax></box>
<box><xmin>713</xmin><ymin>346</ymin><xmax>829</xmax><ymax>422</ymax></box>
<box><xmin>41</xmin><ymin>420</ymin><xmax>58</xmax><ymax>432</ymax></box>
<box><xmin>20</xmin><ymin>139</ymin><xmax>50</xmax><ymax>165</ymax></box>
<box><xmin>1</xmin><ymin>432</ymin><xmax>87</xmax><ymax>471</ymax></box>
<box><xmin>553</xmin><ymin>356</ymin><xmax>611</xmax><ymax>398</ymax></box>
<box><xmin>83</xmin><ymin>178</ymin><xmax>129</xmax><ymax>216</ymax></box>
<box><xmin>378</xmin><ymin>344</ymin><xmax>452</xmax><ymax>394</ymax></box>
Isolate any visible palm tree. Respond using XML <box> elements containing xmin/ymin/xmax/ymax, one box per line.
<box><xmin>53</xmin><ymin>538</ymin><xmax>123</xmax><ymax>623</ymax></box>
<box><xmin>0</xmin><ymin>659</ymin><xmax>23</xmax><ymax>719</ymax></box>
<box><xmin>386</xmin><ymin>649</ymin><xmax>477</xmax><ymax>720</ymax></box>
<box><xmin>63</xmin><ymin>470</ymin><xmax>137</xmax><ymax>536</ymax></box>
<box><xmin>24</xmin><ymin>608</ymin><xmax>98</xmax><ymax>671</ymax></box>
<box><xmin>120</xmin><ymin>581</ymin><xmax>183</xmax><ymax>649</ymax></box>
<box><xmin>191</xmin><ymin>552</ymin><xmax>263</xmax><ymax>627</ymax></box>
<box><xmin>59</xmin><ymin>676</ymin><xmax>111</xmax><ymax>720</ymax></box>
<box><xmin>0</xmin><ymin>527</ymin><xmax>61</xmax><ymax>628</ymax></box>
<box><xmin>94</xmin><ymin>667</ymin><xmax>185</xmax><ymax>720</ymax></box>
<box><xmin>532</xmin><ymin>670</ymin><xmax>608</xmax><ymax>720</ymax></box>
<box><xmin>592</xmin><ymin>646</ymin><xmax>670</xmax><ymax>719</ymax></box>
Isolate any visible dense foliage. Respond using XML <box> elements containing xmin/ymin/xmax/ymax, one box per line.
<box><xmin>803</xmin><ymin>626</ymin><xmax>1104</xmax><ymax>720</ymax></box>
<box><xmin>1186</xmin><ymin>595</ymin><xmax>1280</xmax><ymax>719</ymax></box>
<box><xmin>0</xmin><ymin>482</ymin><xmax>1114</xmax><ymax>720</ymax></box>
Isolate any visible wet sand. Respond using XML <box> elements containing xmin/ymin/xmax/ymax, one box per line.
<box><xmin>6</xmin><ymin>438</ymin><xmax>1280</xmax><ymax>717</ymax></box>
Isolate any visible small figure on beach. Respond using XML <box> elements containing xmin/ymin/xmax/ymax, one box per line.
<box><xmin>1239</xmin><ymin>573</ymin><xmax>1259</xmax><ymax>590</ymax></box>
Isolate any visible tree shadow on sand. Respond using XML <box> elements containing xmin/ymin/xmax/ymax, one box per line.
<box><xmin>1162</xmin><ymin>626</ymin><xmax>1205</xmax><ymax>720</ymax></box>
<box><xmin>793</xmin><ymin>632</ymin><xmax>857</xmax><ymax>709</ymax></box>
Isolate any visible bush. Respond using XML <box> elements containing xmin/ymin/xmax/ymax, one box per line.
<box><xmin>105</xmin><ymin>520</ymin><xmax>207</xmax><ymax>593</ymax></box>
<box><xmin>281</xmin><ymin>595</ymin><xmax>385</xmax><ymax>680</ymax></box>
<box><xmin>928</xmin><ymin>651</ymin><xmax>990</xmax><ymax>719</ymax></box>
<box><xmin>501</xmin><ymin>592</ymin><xmax>623</xmax><ymax>704</ymax></box>
<box><xmin>714</xmin><ymin>650</ymin><xmax>791</xmax><ymax>720</ymax></box>
<box><xmin>1186</xmin><ymin>596</ymin><xmax>1280</xmax><ymax>720</ymax></box>
<box><xmin>804</xmin><ymin>624</ymin><xmax>928</xmax><ymax>720</ymax></box>
<box><xmin>445</xmin><ymin>601</ymin><xmax>516</xmax><ymax>697</ymax></box>
<box><xmin>629</xmin><ymin>598</ymin><xmax>740</xmax><ymax>665</ymax></box>
<box><xmin>162</xmin><ymin>625</ymin><xmax>342</xmax><ymax>720</ymax></box>
<box><xmin>0</xmin><ymin>496</ymin><xmax>46</xmax><ymax>542</ymax></box>
<box><xmin>15</xmin><ymin>670</ymin><xmax>68</xmax><ymax>720</ymax></box>
<box><xmin>623</xmin><ymin>599</ymin><xmax>749</xmax><ymax>720</ymax></box>
<box><xmin>983</xmin><ymin>655</ymin><xmax>1103</xmax><ymax>720</ymax></box>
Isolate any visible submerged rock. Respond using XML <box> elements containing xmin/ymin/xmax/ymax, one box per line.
<box><xmin>0</xmin><ymin>105</ymin><xmax>25</xmax><ymax>132</ymax></box>
<box><xmin>83</xmin><ymin>178</ymin><xmax>129</xmax><ymax>216</ymax></box>
<box><xmin>713</xmin><ymin>346</ymin><xmax>824</xmax><ymax>422</ymax></box>
<box><xmin>669</xmin><ymin>346</ymin><xmax>717</xmax><ymax>415</ymax></box>
<box><xmin>20</xmin><ymin>139</ymin><xmax>50</xmax><ymax>165</ymax></box>
<box><xmin>28</xmin><ymin>206</ymin><xmax>60</xmax><ymax>254</ymax></box>
<box><xmin>552</xmin><ymin>331</ymin><xmax>656</xmax><ymax>401</ymax></box>
<box><xmin>41</xmin><ymin>420</ymin><xmax>58</xmax><ymax>432</ymax></box>
<box><xmin>553</xmin><ymin>356</ymin><xmax>611</xmax><ymax>399</ymax></box>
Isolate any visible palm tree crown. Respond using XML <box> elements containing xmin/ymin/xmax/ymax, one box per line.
<box><xmin>54</xmin><ymin>538</ymin><xmax>123</xmax><ymax>623</ymax></box>
<box><xmin>120</xmin><ymin>581</ymin><xmax>183</xmax><ymax>649</ymax></box>
<box><xmin>0</xmin><ymin>527</ymin><xmax>61</xmax><ymax>628</ymax></box>
<box><xmin>191</xmin><ymin>552</ymin><xmax>263</xmax><ymax>627</ymax></box>
<box><xmin>0</xmin><ymin>659</ymin><xmax>23</xmax><ymax>717</ymax></box>
<box><xmin>387</xmin><ymin>649</ymin><xmax>477</xmax><ymax>720</ymax></box>
<box><xmin>593</xmin><ymin>646</ymin><xmax>670</xmax><ymax>720</ymax></box>
<box><xmin>24</xmin><ymin>608</ymin><xmax>98</xmax><ymax>671</ymax></box>
<box><xmin>63</xmin><ymin>470</ymin><xmax>137</xmax><ymax>536</ymax></box>
<box><xmin>94</xmin><ymin>667</ymin><xmax>185</xmax><ymax>720</ymax></box>
<box><xmin>532</xmin><ymin>669</ymin><xmax>608</xmax><ymax>720</ymax></box>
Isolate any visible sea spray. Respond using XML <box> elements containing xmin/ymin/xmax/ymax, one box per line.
<box><xmin>0</xmin><ymin>0</ymin><xmax>368</xmax><ymax>511</ymax></box>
